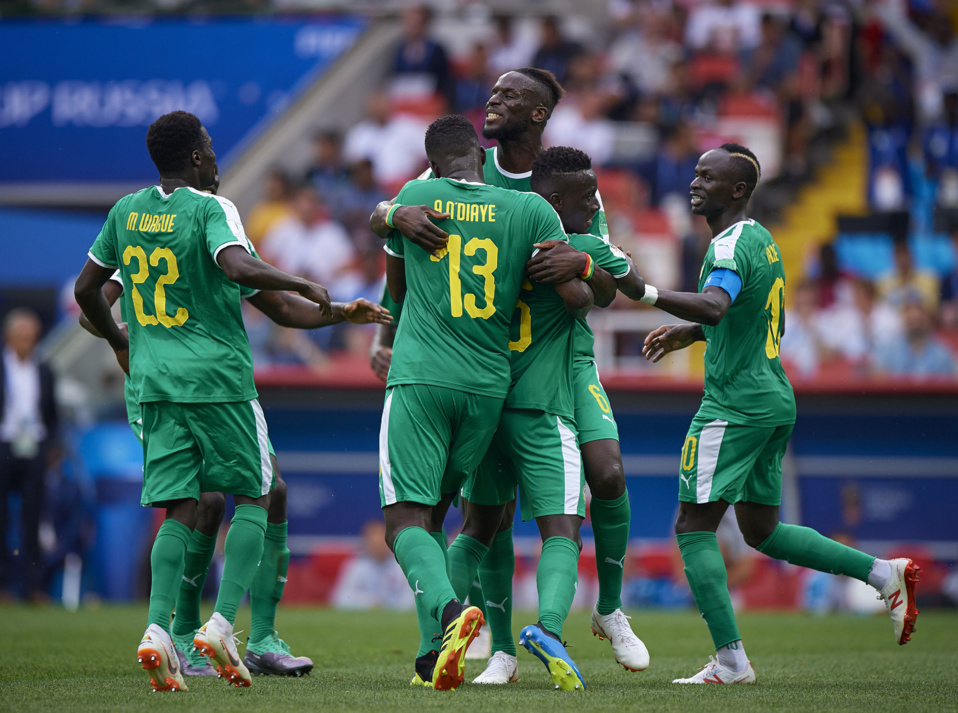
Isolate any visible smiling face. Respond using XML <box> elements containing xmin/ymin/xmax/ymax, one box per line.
<box><xmin>554</xmin><ymin>170</ymin><xmax>600</xmax><ymax>235</ymax></box>
<box><xmin>482</xmin><ymin>71</ymin><xmax>547</xmax><ymax>141</ymax></box>
<box><xmin>689</xmin><ymin>149</ymin><xmax>744</xmax><ymax>218</ymax></box>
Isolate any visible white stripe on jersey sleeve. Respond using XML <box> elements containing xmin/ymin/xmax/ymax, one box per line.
<box><xmin>87</xmin><ymin>251</ymin><xmax>117</xmax><ymax>269</ymax></box>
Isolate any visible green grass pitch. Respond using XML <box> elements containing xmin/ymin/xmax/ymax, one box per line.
<box><xmin>1</xmin><ymin>604</ymin><xmax>956</xmax><ymax>712</ymax></box>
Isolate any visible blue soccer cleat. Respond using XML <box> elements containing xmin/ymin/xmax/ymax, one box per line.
<box><xmin>519</xmin><ymin>624</ymin><xmax>586</xmax><ymax>691</ymax></box>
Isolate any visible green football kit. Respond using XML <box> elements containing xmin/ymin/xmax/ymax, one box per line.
<box><xmin>89</xmin><ymin>185</ymin><xmax>271</xmax><ymax>506</ymax></box>
<box><xmin>678</xmin><ymin>219</ymin><xmax>796</xmax><ymax>506</ymax></box>
<box><xmin>379</xmin><ymin>177</ymin><xmax>567</xmax><ymax>509</ymax></box>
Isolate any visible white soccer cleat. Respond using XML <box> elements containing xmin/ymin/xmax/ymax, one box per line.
<box><xmin>878</xmin><ymin>557</ymin><xmax>921</xmax><ymax>645</ymax></box>
<box><xmin>472</xmin><ymin>651</ymin><xmax>518</xmax><ymax>684</ymax></box>
<box><xmin>465</xmin><ymin>626</ymin><xmax>492</xmax><ymax>660</ymax></box>
<box><xmin>590</xmin><ymin>607</ymin><xmax>650</xmax><ymax>671</ymax></box>
<box><xmin>193</xmin><ymin>612</ymin><xmax>252</xmax><ymax>687</ymax></box>
<box><xmin>673</xmin><ymin>656</ymin><xmax>756</xmax><ymax>684</ymax></box>
<box><xmin>137</xmin><ymin>623</ymin><xmax>188</xmax><ymax>692</ymax></box>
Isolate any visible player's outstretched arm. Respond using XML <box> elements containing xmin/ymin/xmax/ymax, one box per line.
<box><xmin>555</xmin><ymin>277</ymin><xmax>595</xmax><ymax>319</ymax></box>
<box><xmin>526</xmin><ymin>240</ymin><xmax>618</xmax><ymax>307</ymax></box>
<box><xmin>615</xmin><ymin>249</ymin><xmax>647</xmax><ymax>302</ymax></box>
<box><xmin>642</xmin><ymin>324</ymin><xmax>705</xmax><ymax>363</ymax></box>
<box><xmin>75</xmin><ymin>260</ymin><xmax>129</xmax><ymax>373</ymax></box>
<box><xmin>369</xmin><ymin>322</ymin><xmax>396</xmax><ymax>382</ymax></box>
<box><xmin>645</xmin><ymin>286</ymin><xmax>731</xmax><ymax>326</ymax></box>
<box><xmin>217</xmin><ymin>245</ymin><xmax>332</xmax><ymax>317</ymax></box>
<box><xmin>370</xmin><ymin>200</ymin><xmax>450</xmax><ymax>254</ymax></box>
<box><xmin>78</xmin><ymin>279</ymin><xmax>123</xmax><ymax>338</ymax></box>
<box><xmin>247</xmin><ymin>292</ymin><xmax>391</xmax><ymax>330</ymax></box>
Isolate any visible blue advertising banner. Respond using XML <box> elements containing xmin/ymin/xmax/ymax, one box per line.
<box><xmin>0</xmin><ymin>17</ymin><xmax>365</xmax><ymax>183</ymax></box>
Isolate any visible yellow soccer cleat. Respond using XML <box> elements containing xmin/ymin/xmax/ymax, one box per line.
<box><xmin>432</xmin><ymin>605</ymin><xmax>485</xmax><ymax>691</ymax></box>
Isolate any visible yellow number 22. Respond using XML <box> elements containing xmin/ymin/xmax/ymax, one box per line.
<box><xmin>123</xmin><ymin>245</ymin><xmax>189</xmax><ymax>328</ymax></box>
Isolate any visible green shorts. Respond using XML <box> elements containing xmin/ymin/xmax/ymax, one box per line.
<box><xmin>140</xmin><ymin>399</ymin><xmax>273</xmax><ymax>507</ymax></box>
<box><xmin>678</xmin><ymin>414</ymin><xmax>794</xmax><ymax>506</ymax></box>
<box><xmin>379</xmin><ymin>384</ymin><xmax>504</xmax><ymax>508</ymax></box>
<box><xmin>464</xmin><ymin>408</ymin><xmax>585</xmax><ymax>522</ymax></box>
<box><xmin>573</xmin><ymin>360</ymin><xmax>619</xmax><ymax>445</ymax></box>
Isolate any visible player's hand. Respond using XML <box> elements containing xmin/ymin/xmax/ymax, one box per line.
<box><xmin>393</xmin><ymin>205</ymin><xmax>450</xmax><ymax>255</ymax></box>
<box><xmin>526</xmin><ymin>240</ymin><xmax>588</xmax><ymax>284</ymax></box>
<box><xmin>343</xmin><ymin>299</ymin><xmax>393</xmax><ymax>325</ymax></box>
<box><xmin>298</xmin><ymin>281</ymin><xmax>333</xmax><ymax>318</ymax></box>
<box><xmin>642</xmin><ymin>324</ymin><xmax>699</xmax><ymax>362</ymax></box>
<box><xmin>370</xmin><ymin>345</ymin><xmax>392</xmax><ymax>382</ymax></box>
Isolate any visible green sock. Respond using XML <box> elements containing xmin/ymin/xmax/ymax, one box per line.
<box><xmin>448</xmin><ymin>534</ymin><xmax>490</xmax><ymax>601</ymax></box>
<box><xmin>468</xmin><ymin>579</ymin><xmax>487</xmax><ymax>621</ymax></box>
<box><xmin>249</xmin><ymin>521</ymin><xmax>289</xmax><ymax>645</ymax></box>
<box><xmin>147</xmin><ymin>519</ymin><xmax>191</xmax><ymax>634</ymax></box>
<box><xmin>590</xmin><ymin>492</ymin><xmax>631</xmax><ymax>615</ymax></box>
<box><xmin>677</xmin><ymin>531</ymin><xmax>740</xmax><ymax>649</ymax></box>
<box><xmin>478</xmin><ymin>526</ymin><xmax>516</xmax><ymax>656</ymax></box>
<box><xmin>536</xmin><ymin>536</ymin><xmax>580</xmax><ymax>640</ymax></box>
<box><xmin>757</xmin><ymin>522</ymin><xmax>875</xmax><ymax>582</ymax></box>
<box><xmin>393</xmin><ymin>527</ymin><xmax>457</xmax><ymax>625</ymax></box>
<box><xmin>407</xmin><ymin>531</ymin><xmax>448</xmax><ymax>657</ymax></box>
<box><xmin>214</xmin><ymin>504</ymin><xmax>268</xmax><ymax>626</ymax></box>
<box><xmin>171</xmin><ymin>529</ymin><xmax>216</xmax><ymax>639</ymax></box>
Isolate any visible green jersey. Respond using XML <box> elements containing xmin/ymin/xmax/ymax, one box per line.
<box><xmin>385</xmin><ymin>177</ymin><xmax>567</xmax><ymax>398</ymax></box>
<box><xmin>696</xmin><ymin>219</ymin><xmax>795</xmax><ymax>426</ymax></box>
<box><xmin>504</xmin><ymin>275</ymin><xmax>577</xmax><ymax>419</ymax></box>
<box><xmin>89</xmin><ymin>185</ymin><xmax>258</xmax><ymax>405</ymax></box>
<box><xmin>570</xmin><ymin>233</ymin><xmax>631</xmax><ymax>363</ymax></box>
<box><xmin>422</xmin><ymin>147</ymin><xmax>610</xmax><ymax>241</ymax></box>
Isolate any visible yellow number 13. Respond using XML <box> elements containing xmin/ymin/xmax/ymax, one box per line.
<box><xmin>432</xmin><ymin>233</ymin><xmax>498</xmax><ymax>319</ymax></box>
<box><xmin>123</xmin><ymin>245</ymin><xmax>189</xmax><ymax>328</ymax></box>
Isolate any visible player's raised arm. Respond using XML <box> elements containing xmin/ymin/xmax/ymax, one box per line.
<box><xmin>526</xmin><ymin>240</ymin><xmax>618</xmax><ymax>307</ymax></box>
<box><xmin>216</xmin><ymin>245</ymin><xmax>332</xmax><ymax>317</ymax></box>
<box><xmin>369</xmin><ymin>199</ymin><xmax>450</xmax><ymax>253</ymax></box>
<box><xmin>637</xmin><ymin>285</ymin><xmax>732</xmax><ymax>327</ymax></box>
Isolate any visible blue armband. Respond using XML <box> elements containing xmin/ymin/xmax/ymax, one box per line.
<box><xmin>703</xmin><ymin>268</ymin><xmax>742</xmax><ymax>303</ymax></box>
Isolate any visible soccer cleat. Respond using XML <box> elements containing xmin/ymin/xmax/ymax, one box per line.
<box><xmin>137</xmin><ymin>624</ymin><xmax>188</xmax><ymax>692</ymax></box>
<box><xmin>878</xmin><ymin>558</ymin><xmax>921</xmax><ymax>645</ymax></box>
<box><xmin>432</xmin><ymin>605</ymin><xmax>485</xmax><ymax>691</ymax></box>
<box><xmin>590</xmin><ymin>607</ymin><xmax>650</xmax><ymax>672</ymax></box>
<box><xmin>519</xmin><ymin>624</ymin><xmax>586</xmax><ymax>691</ymax></box>
<box><xmin>465</xmin><ymin>625</ymin><xmax>492</xmax><ymax>660</ymax></box>
<box><xmin>245</xmin><ymin>631</ymin><xmax>314</xmax><ymax>677</ymax></box>
<box><xmin>172</xmin><ymin>631</ymin><xmax>217</xmax><ymax>677</ymax></box>
<box><xmin>672</xmin><ymin>656</ymin><xmax>756</xmax><ymax>684</ymax></box>
<box><xmin>193</xmin><ymin>612</ymin><xmax>252</xmax><ymax>687</ymax></box>
<box><xmin>410</xmin><ymin>650</ymin><xmax>438</xmax><ymax>687</ymax></box>
<box><xmin>472</xmin><ymin>651</ymin><xmax>518</xmax><ymax>684</ymax></box>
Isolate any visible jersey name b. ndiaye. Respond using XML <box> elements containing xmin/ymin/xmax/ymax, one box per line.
<box><xmin>89</xmin><ymin>185</ymin><xmax>258</xmax><ymax>405</ymax></box>
<box><xmin>697</xmin><ymin>219</ymin><xmax>795</xmax><ymax>426</ymax></box>
<box><xmin>386</xmin><ymin>177</ymin><xmax>567</xmax><ymax>398</ymax></box>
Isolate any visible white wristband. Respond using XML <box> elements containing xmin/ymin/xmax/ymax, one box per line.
<box><xmin>640</xmin><ymin>285</ymin><xmax>658</xmax><ymax>305</ymax></box>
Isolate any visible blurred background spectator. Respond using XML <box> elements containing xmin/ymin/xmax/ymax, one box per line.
<box><xmin>245</xmin><ymin>168</ymin><xmax>293</xmax><ymax>248</ymax></box>
<box><xmin>330</xmin><ymin>520</ymin><xmax>413</xmax><ymax>610</ymax></box>
<box><xmin>873</xmin><ymin>296</ymin><xmax>956</xmax><ymax>378</ymax></box>
<box><xmin>1</xmin><ymin>309</ymin><xmax>59</xmax><ymax>603</ymax></box>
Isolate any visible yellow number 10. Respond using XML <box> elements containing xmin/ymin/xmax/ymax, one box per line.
<box><xmin>122</xmin><ymin>245</ymin><xmax>189</xmax><ymax>328</ymax></box>
<box><xmin>765</xmin><ymin>277</ymin><xmax>785</xmax><ymax>358</ymax></box>
<box><xmin>432</xmin><ymin>233</ymin><xmax>498</xmax><ymax>319</ymax></box>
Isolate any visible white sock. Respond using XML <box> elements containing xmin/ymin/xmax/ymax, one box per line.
<box><xmin>867</xmin><ymin>558</ymin><xmax>893</xmax><ymax>590</ymax></box>
<box><xmin>716</xmin><ymin>641</ymin><xmax>748</xmax><ymax>673</ymax></box>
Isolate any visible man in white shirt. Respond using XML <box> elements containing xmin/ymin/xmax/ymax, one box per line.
<box><xmin>0</xmin><ymin>308</ymin><xmax>58</xmax><ymax>601</ymax></box>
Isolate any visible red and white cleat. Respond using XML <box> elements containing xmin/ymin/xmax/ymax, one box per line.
<box><xmin>879</xmin><ymin>558</ymin><xmax>921</xmax><ymax>645</ymax></box>
<box><xmin>137</xmin><ymin>624</ymin><xmax>188</xmax><ymax>692</ymax></box>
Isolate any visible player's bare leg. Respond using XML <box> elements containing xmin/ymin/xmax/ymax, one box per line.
<box><xmin>581</xmin><ymin>439</ymin><xmax>648</xmax><ymax>671</ymax></box>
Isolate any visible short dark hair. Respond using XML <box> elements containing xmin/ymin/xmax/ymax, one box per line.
<box><xmin>146</xmin><ymin>111</ymin><xmax>207</xmax><ymax>175</ymax></box>
<box><xmin>530</xmin><ymin>146</ymin><xmax>592</xmax><ymax>192</ymax></box>
<box><xmin>424</xmin><ymin>114</ymin><xmax>479</xmax><ymax>161</ymax></box>
<box><xmin>719</xmin><ymin>142</ymin><xmax>761</xmax><ymax>199</ymax></box>
<box><xmin>513</xmin><ymin>67</ymin><xmax>565</xmax><ymax>117</ymax></box>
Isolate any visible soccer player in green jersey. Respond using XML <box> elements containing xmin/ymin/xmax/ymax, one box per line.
<box><xmin>380</xmin><ymin>114</ymin><xmax>579</xmax><ymax>691</ymax></box>
<box><xmin>369</xmin><ymin>69</ymin><xmax>649</xmax><ymax>678</ymax></box>
<box><xmin>74</xmin><ymin>111</ymin><xmax>334</xmax><ymax>692</ymax></box>
<box><xmin>85</xmin><ymin>245</ymin><xmax>389</xmax><ymax>679</ymax></box>
<box><xmin>640</xmin><ymin>143</ymin><xmax>920</xmax><ymax>684</ymax></box>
